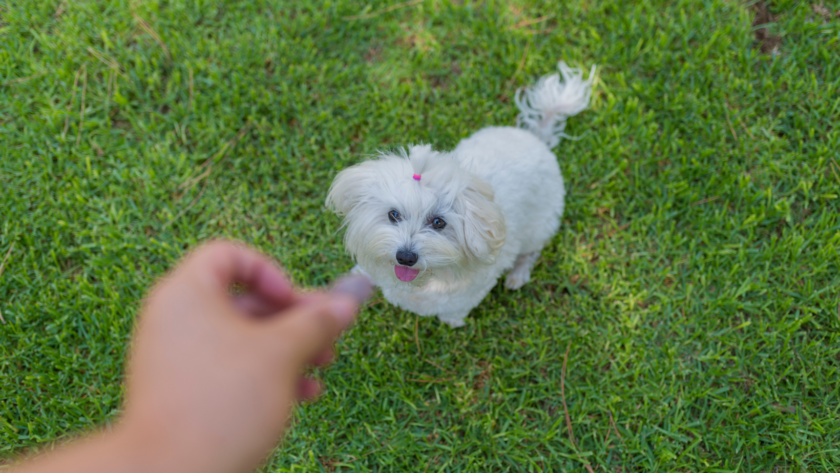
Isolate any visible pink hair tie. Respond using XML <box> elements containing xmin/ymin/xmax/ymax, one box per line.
<box><xmin>412</xmin><ymin>174</ymin><xmax>421</xmax><ymax>181</ymax></box>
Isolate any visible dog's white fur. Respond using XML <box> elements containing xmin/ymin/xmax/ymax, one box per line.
<box><xmin>327</xmin><ymin>62</ymin><xmax>595</xmax><ymax>327</ymax></box>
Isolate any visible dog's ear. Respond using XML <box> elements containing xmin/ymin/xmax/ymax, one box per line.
<box><xmin>326</xmin><ymin>163</ymin><xmax>372</xmax><ymax>217</ymax></box>
<box><xmin>458</xmin><ymin>176</ymin><xmax>506</xmax><ymax>264</ymax></box>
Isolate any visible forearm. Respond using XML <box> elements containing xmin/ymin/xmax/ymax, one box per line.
<box><xmin>10</xmin><ymin>429</ymin><xmax>145</xmax><ymax>473</ymax></box>
<box><xmin>8</xmin><ymin>426</ymin><xmax>201</xmax><ymax>473</ymax></box>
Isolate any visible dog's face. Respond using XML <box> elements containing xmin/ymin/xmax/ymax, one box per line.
<box><xmin>326</xmin><ymin>145</ymin><xmax>506</xmax><ymax>286</ymax></box>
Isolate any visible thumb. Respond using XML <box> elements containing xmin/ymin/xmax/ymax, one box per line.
<box><xmin>266</xmin><ymin>276</ymin><xmax>372</xmax><ymax>365</ymax></box>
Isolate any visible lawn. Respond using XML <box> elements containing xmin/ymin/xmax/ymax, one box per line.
<box><xmin>2</xmin><ymin>0</ymin><xmax>839</xmax><ymax>470</ymax></box>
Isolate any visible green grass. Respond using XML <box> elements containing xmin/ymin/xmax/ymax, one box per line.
<box><xmin>2</xmin><ymin>0</ymin><xmax>839</xmax><ymax>470</ymax></box>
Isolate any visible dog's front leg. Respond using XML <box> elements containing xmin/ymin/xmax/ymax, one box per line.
<box><xmin>437</xmin><ymin>312</ymin><xmax>469</xmax><ymax>328</ymax></box>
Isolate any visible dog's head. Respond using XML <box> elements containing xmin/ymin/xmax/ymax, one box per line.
<box><xmin>326</xmin><ymin>145</ymin><xmax>506</xmax><ymax>286</ymax></box>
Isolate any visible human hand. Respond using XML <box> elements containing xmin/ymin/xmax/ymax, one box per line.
<box><xmin>117</xmin><ymin>241</ymin><xmax>371</xmax><ymax>473</ymax></box>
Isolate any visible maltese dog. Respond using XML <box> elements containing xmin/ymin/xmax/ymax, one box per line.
<box><xmin>326</xmin><ymin>62</ymin><xmax>595</xmax><ymax>327</ymax></box>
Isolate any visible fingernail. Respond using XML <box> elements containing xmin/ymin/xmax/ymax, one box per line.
<box><xmin>330</xmin><ymin>275</ymin><xmax>374</xmax><ymax>328</ymax></box>
<box><xmin>331</xmin><ymin>275</ymin><xmax>373</xmax><ymax>305</ymax></box>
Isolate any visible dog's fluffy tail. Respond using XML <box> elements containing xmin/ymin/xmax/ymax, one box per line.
<box><xmin>515</xmin><ymin>61</ymin><xmax>596</xmax><ymax>148</ymax></box>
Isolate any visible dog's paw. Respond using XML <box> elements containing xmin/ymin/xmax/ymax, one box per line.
<box><xmin>506</xmin><ymin>251</ymin><xmax>538</xmax><ymax>290</ymax></box>
<box><xmin>439</xmin><ymin>316</ymin><xmax>466</xmax><ymax>328</ymax></box>
<box><xmin>504</xmin><ymin>270</ymin><xmax>530</xmax><ymax>290</ymax></box>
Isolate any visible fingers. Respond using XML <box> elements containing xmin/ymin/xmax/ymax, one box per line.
<box><xmin>181</xmin><ymin>241</ymin><xmax>295</xmax><ymax>310</ymax></box>
<box><xmin>265</xmin><ymin>295</ymin><xmax>355</xmax><ymax>364</ymax></box>
<box><xmin>296</xmin><ymin>377</ymin><xmax>322</xmax><ymax>401</ymax></box>
<box><xmin>266</xmin><ymin>275</ymin><xmax>373</xmax><ymax>365</ymax></box>
<box><xmin>234</xmin><ymin>294</ymin><xmax>280</xmax><ymax>318</ymax></box>
<box><xmin>310</xmin><ymin>347</ymin><xmax>334</xmax><ymax>367</ymax></box>
<box><xmin>176</xmin><ymin>242</ymin><xmax>373</xmax><ymax>370</ymax></box>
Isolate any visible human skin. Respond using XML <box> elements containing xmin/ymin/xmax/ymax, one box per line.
<box><xmin>9</xmin><ymin>241</ymin><xmax>372</xmax><ymax>473</ymax></box>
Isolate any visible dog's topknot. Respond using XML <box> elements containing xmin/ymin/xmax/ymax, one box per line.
<box><xmin>405</xmin><ymin>144</ymin><xmax>436</xmax><ymax>176</ymax></box>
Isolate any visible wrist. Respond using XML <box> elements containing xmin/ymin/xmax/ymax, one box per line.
<box><xmin>107</xmin><ymin>424</ymin><xmax>169</xmax><ymax>473</ymax></box>
<box><xmin>110</xmin><ymin>421</ymin><xmax>198</xmax><ymax>473</ymax></box>
<box><xmin>7</xmin><ymin>426</ymin><xmax>179</xmax><ymax>473</ymax></box>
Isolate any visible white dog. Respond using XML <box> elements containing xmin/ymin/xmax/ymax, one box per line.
<box><xmin>326</xmin><ymin>62</ymin><xmax>595</xmax><ymax>327</ymax></box>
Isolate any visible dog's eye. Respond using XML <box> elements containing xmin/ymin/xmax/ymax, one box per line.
<box><xmin>431</xmin><ymin>217</ymin><xmax>446</xmax><ymax>230</ymax></box>
<box><xmin>388</xmin><ymin>210</ymin><xmax>401</xmax><ymax>223</ymax></box>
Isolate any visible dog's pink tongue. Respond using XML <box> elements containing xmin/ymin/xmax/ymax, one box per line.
<box><xmin>395</xmin><ymin>265</ymin><xmax>420</xmax><ymax>282</ymax></box>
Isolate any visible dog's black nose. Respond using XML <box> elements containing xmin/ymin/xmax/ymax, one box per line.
<box><xmin>396</xmin><ymin>249</ymin><xmax>418</xmax><ymax>267</ymax></box>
